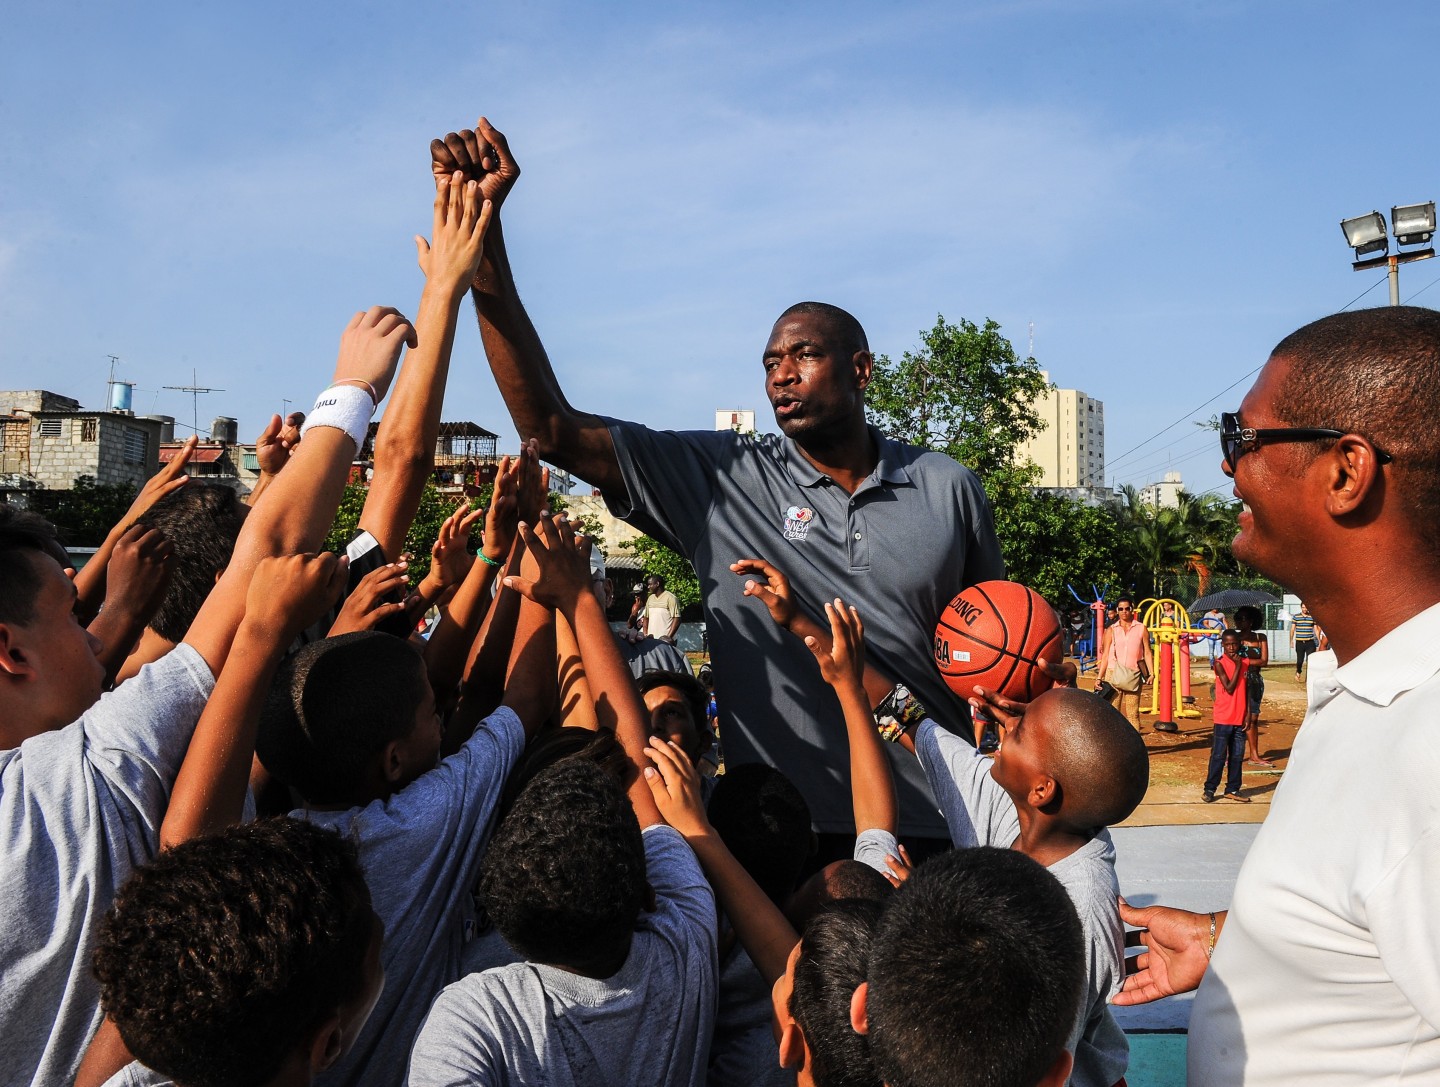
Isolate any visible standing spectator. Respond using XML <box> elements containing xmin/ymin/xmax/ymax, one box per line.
<box><xmin>1201</xmin><ymin>607</ymin><xmax>1227</xmax><ymax>665</ymax></box>
<box><xmin>642</xmin><ymin>574</ymin><xmax>682</xmax><ymax>645</ymax></box>
<box><xmin>1098</xmin><ymin>595</ymin><xmax>1151</xmax><ymax>731</ymax></box>
<box><xmin>1290</xmin><ymin>602</ymin><xmax>1319</xmax><ymax>678</ymax></box>
<box><xmin>1234</xmin><ymin>604</ymin><xmax>1271</xmax><ymax>766</ymax></box>
<box><xmin>1203</xmin><ymin>631</ymin><xmax>1250</xmax><ymax>803</ymax></box>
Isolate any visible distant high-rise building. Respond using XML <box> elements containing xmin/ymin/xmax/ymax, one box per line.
<box><xmin>1140</xmin><ymin>471</ymin><xmax>1185</xmax><ymax>509</ymax></box>
<box><xmin>1017</xmin><ymin>373</ymin><xmax>1105</xmax><ymax>488</ymax></box>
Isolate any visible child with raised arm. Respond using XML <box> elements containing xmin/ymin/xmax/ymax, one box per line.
<box><xmin>408</xmin><ymin>514</ymin><xmax>718</xmax><ymax>1087</ymax></box>
<box><xmin>0</xmin><ymin>305</ymin><xmax>413</xmax><ymax>1087</ymax></box>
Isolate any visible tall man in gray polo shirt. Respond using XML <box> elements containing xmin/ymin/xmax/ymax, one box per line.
<box><xmin>432</xmin><ymin>118</ymin><xmax>1005</xmax><ymax>835</ymax></box>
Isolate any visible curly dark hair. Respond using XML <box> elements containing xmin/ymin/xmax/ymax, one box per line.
<box><xmin>135</xmin><ymin>483</ymin><xmax>249</xmax><ymax>642</ymax></box>
<box><xmin>93</xmin><ymin>818</ymin><xmax>375</xmax><ymax>1087</ymax></box>
<box><xmin>0</xmin><ymin>505</ymin><xmax>68</xmax><ymax>625</ymax></box>
<box><xmin>479</xmin><ymin>758</ymin><xmax>646</xmax><ymax>974</ymax></box>
<box><xmin>791</xmin><ymin>898</ymin><xmax>885</xmax><ymax>1087</ymax></box>
<box><xmin>707</xmin><ymin>763</ymin><xmax>813</xmax><ymax>906</ymax></box>
<box><xmin>867</xmin><ymin>847</ymin><xmax>1084</xmax><ymax>1087</ymax></box>
<box><xmin>256</xmin><ymin>631</ymin><xmax>429</xmax><ymax>806</ymax></box>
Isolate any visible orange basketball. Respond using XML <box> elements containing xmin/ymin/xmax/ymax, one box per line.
<box><xmin>933</xmin><ymin>580</ymin><xmax>1063</xmax><ymax>702</ymax></box>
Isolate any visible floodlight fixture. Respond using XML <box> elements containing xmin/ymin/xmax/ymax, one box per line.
<box><xmin>1392</xmin><ymin>201</ymin><xmax>1436</xmax><ymax>247</ymax></box>
<box><xmin>1341</xmin><ymin>211</ymin><xmax>1389</xmax><ymax>257</ymax></box>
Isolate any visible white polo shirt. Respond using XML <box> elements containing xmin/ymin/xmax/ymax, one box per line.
<box><xmin>1190</xmin><ymin>601</ymin><xmax>1440</xmax><ymax>1085</ymax></box>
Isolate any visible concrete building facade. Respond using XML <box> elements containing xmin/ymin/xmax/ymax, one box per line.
<box><xmin>1017</xmin><ymin>373</ymin><xmax>1105</xmax><ymax>488</ymax></box>
<box><xmin>1140</xmin><ymin>471</ymin><xmax>1185</xmax><ymax>509</ymax></box>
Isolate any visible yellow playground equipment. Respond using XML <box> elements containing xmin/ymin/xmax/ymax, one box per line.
<box><xmin>1136</xmin><ymin>598</ymin><xmax>1210</xmax><ymax>730</ymax></box>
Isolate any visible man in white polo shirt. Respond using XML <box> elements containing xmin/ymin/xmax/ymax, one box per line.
<box><xmin>1116</xmin><ymin>305</ymin><xmax>1440</xmax><ymax>1084</ymax></box>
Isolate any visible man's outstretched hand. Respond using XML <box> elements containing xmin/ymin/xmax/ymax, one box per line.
<box><xmin>430</xmin><ymin>117</ymin><xmax>519</xmax><ymax>214</ymax></box>
<box><xmin>1113</xmin><ymin>898</ymin><xmax>1220</xmax><ymax>1006</ymax></box>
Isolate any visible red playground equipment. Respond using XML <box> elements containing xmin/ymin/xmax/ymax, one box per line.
<box><xmin>1139</xmin><ymin>598</ymin><xmax>1204</xmax><ymax>732</ymax></box>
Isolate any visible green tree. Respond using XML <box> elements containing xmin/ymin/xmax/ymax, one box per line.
<box><xmin>30</xmin><ymin>477</ymin><xmax>138</xmax><ymax>547</ymax></box>
<box><xmin>631</xmin><ymin>534</ymin><xmax>702</xmax><ymax>610</ymax></box>
<box><xmin>324</xmin><ymin>481</ymin><xmax>473</xmax><ymax>584</ymax></box>
<box><xmin>865</xmin><ymin>315</ymin><xmax>1050</xmax><ymax>479</ymax></box>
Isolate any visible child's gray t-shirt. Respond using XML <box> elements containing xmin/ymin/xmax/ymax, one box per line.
<box><xmin>0</xmin><ymin>645</ymin><xmax>214</xmax><ymax>1087</ymax></box>
<box><xmin>407</xmin><ymin>823</ymin><xmax>719</xmax><ymax>1087</ymax></box>
<box><xmin>914</xmin><ymin>718</ymin><xmax>1128</xmax><ymax>1087</ymax></box>
<box><xmin>307</xmin><ymin>706</ymin><xmax>525</xmax><ymax>1087</ymax></box>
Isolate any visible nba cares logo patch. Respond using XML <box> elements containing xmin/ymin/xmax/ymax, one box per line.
<box><xmin>782</xmin><ymin>505</ymin><xmax>815</xmax><ymax>541</ymax></box>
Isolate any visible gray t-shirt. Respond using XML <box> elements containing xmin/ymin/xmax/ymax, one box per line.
<box><xmin>853</xmin><ymin>827</ymin><xmax>901</xmax><ymax>875</ymax></box>
<box><xmin>914</xmin><ymin>719</ymin><xmax>1128</xmax><ymax>1087</ymax></box>
<box><xmin>0</xmin><ymin>645</ymin><xmax>214</xmax><ymax>1087</ymax></box>
<box><xmin>604</xmin><ymin>420</ymin><xmax>1005</xmax><ymax>835</ymax></box>
<box><xmin>709</xmin><ymin>945</ymin><xmax>795</xmax><ymax>1087</ymax></box>
<box><xmin>308</xmin><ymin>707</ymin><xmax>526</xmax><ymax>1087</ymax></box>
<box><xmin>407</xmin><ymin>824</ymin><xmax>718</xmax><ymax>1087</ymax></box>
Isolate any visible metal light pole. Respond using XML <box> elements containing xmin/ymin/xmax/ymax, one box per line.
<box><xmin>1341</xmin><ymin>203</ymin><xmax>1436</xmax><ymax>304</ymax></box>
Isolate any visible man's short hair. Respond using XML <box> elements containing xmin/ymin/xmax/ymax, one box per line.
<box><xmin>0</xmin><ymin>506</ymin><xmax>67</xmax><ymax>625</ymax></box>
<box><xmin>778</xmin><ymin>302</ymin><xmax>870</xmax><ymax>356</ymax></box>
<box><xmin>1270</xmin><ymin>306</ymin><xmax>1440</xmax><ymax>554</ymax></box>
<box><xmin>256</xmin><ymin>632</ymin><xmax>430</xmax><ymax>805</ymax></box>
<box><xmin>93</xmin><ymin>818</ymin><xmax>375</xmax><ymax>1087</ymax></box>
<box><xmin>636</xmin><ymin>669</ymin><xmax>708</xmax><ymax>730</ymax></box>
<box><xmin>1041</xmin><ymin>687</ymin><xmax>1150</xmax><ymax>831</ymax></box>
<box><xmin>135</xmin><ymin>484</ymin><xmax>249</xmax><ymax>641</ymax></box>
<box><xmin>647</xmin><ymin>573</ymin><xmax>666</xmax><ymax>590</ymax></box>
<box><xmin>495</xmin><ymin>725</ymin><xmax>627</xmax><ymax>825</ymax></box>
<box><xmin>867</xmin><ymin>847</ymin><xmax>1084</xmax><ymax>1087</ymax></box>
<box><xmin>707</xmin><ymin>763</ymin><xmax>813</xmax><ymax>906</ymax></box>
<box><xmin>479</xmin><ymin>758</ymin><xmax>647</xmax><ymax>973</ymax></box>
<box><xmin>791</xmin><ymin>898</ymin><xmax>884</xmax><ymax>1087</ymax></box>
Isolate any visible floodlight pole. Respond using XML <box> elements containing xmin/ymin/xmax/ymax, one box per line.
<box><xmin>1352</xmin><ymin>248</ymin><xmax>1434</xmax><ymax>305</ymax></box>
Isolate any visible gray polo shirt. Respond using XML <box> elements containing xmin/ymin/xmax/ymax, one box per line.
<box><xmin>602</xmin><ymin>420</ymin><xmax>1004</xmax><ymax>835</ymax></box>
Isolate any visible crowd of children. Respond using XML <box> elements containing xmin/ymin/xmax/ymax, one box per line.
<box><xmin>1</xmin><ymin>152</ymin><xmax>1159</xmax><ymax>1087</ymax></box>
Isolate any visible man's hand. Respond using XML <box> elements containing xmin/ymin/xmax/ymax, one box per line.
<box><xmin>245</xmin><ymin>553</ymin><xmax>348</xmax><ymax>644</ymax></box>
<box><xmin>255</xmin><ymin>412</ymin><xmax>304</xmax><ymax>476</ymax></box>
<box><xmin>332</xmin><ymin>306</ymin><xmax>417</xmax><ymax>403</ymax></box>
<box><xmin>103</xmin><ymin>525</ymin><xmax>175</xmax><ymax>622</ymax></box>
<box><xmin>514</xmin><ymin>440</ymin><xmax>549</xmax><ymax>524</ymax></box>
<box><xmin>430</xmin><ymin>117</ymin><xmax>520</xmax><ymax>213</ymax></box>
<box><xmin>414</xmin><ymin>172</ymin><xmax>495</xmax><ymax>295</ymax></box>
<box><xmin>425</xmin><ymin>502</ymin><xmax>485</xmax><ymax>595</ymax></box>
<box><xmin>1113</xmin><ymin>899</ymin><xmax>1218</xmax><ymax>1006</ymax></box>
<box><xmin>328</xmin><ymin>562</ymin><xmax>408</xmax><ymax>637</ymax></box>
<box><xmin>481</xmin><ymin>452</ymin><xmax>522</xmax><ymax>564</ymax></box>
<box><xmin>643</xmin><ymin>736</ymin><xmax>711</xmax><ymax>839</ymax></box>
<box><xmin>1037</xmin><ymin>656</ymin><xmax>1078</xmax><ymax>688</ymax></box>
<box><xmin>501</xmin><ymin>514</ymin><xmax>591</xmax><ymax>613</ymax></box>
<box><xmin>731</xmin><ymin>557</ymin><xmax>798</xmax><ymax>630</ymax></box>
<box><xmin>804</xmin><ymin>598</ymin><xmax>867</xmax><ymax>693</ymax></box>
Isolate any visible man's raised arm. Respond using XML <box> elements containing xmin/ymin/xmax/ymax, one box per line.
<box><xmin>429</xmin><ymin>117</ymin><xmax>624</xmax><ymax>495</ymax></box>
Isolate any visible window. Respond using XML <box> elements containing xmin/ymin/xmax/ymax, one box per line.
<box><xmin>123</xmin><ymin>427</ymin><xmax>147</xmax><ymax>465</ymax></box>
<box><xmin>81</xmin><ymin>418</ymin><xmax>97</xmax><ymax>443</ymax></box>
<box><xmin>242</xmin><ymin>452</ymin><xmax>260</xmax><ymax>471</ymax></box>
<box><xmin>38</xmin><ymin>420</ymin><xmax>62</xmax><ymax>438</ymax></box>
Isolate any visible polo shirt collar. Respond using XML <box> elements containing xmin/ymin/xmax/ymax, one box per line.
<box><xmin>1333</xmin><ymin>600</ymin><xmax>1440</xmax><ymax>707</ymax></box>
<box><xmin>781</xmin><ymin>426</ymin><xmax>913</xmax><ymax>489</ymax></box>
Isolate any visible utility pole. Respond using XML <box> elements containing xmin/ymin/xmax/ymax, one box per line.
<box><xmin>163</xmin><ymin>369</ymin><xmax>225</xmax><ymax>438</ymax></box>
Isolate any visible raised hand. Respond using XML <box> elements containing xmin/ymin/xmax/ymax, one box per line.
<box><xmin>430</xmin><ymin>117</ymin><xmax>520</xmax><ymax>212</ymax></box>
<box><xmin>426</xmin><ymin>501</ymin><xmax>486</xmax><ymax>594</ymax></box>
<box><xmin>481</xmin><ymin>453</ymin><xmax>521</xmax><ymax>564</ymax></box>
<box><xmin>1113</xmin><ymin>899</ymin><xmax>1218</xmax><ymax>1006</ymax></box>
<box><xmin>501</xmin><ymin>514</ymin><xmax>590</xmax><ymax>612</ymax></box>
<box><xmin>328</xmin><ymin>561</ymin><xmax>408</xmax><ymax>637</ymax></box>
<box><xmin>804</xmin><ymin>598</ymin><xmax>867</xmax><ymax>693</ymax></box>
<box><xmin>104</xmin><ymin>525</ymin><xmax>175</xmax><ymax>623</ymax></box>
<box><xmin>514</xmin><ymin>439</ymin><xmax>549</xmax><ymax>524</ymax></box>
<box><xmin>731</xmin><ymin>556</ymin><xmax>797</xmax><ymax>630</ymax></box>
<box><xmin>130</xmin><ymin>436</ymin><xmax>196</xmax><ymax>519</ymax></box>
<box><xmin>245</xmin><ymin>553</ymin><xmax>348</xmax><ymax>643</ymax></box>
<box><xmin>255</xmin><ymin>412</ymin><xmax>305</xmax><ymax>476</ymax></box>
<box><xmin>332</xmin><ymin>306</ymin><xmax>417</xmax><ymax>404</ymax></box>
<box><xmin>643</xmin><ymin>736</ymin><xmax>711</xmax><ymax>838</ymax></box>
<box><xmin>414</xmin><ymin>172</ymin><xmax>494</xmax><ymax>294</ymax></box>
<box><xmin>883</xmin><ymin>844</ymin><xmax>914</xmax><ymax>888</ymax></box>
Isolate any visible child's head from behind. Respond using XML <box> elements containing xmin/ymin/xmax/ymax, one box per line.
<box><xmin>863</xmin><ymin>847</ymin><xmax>1083</xmax><ymax>1087</ymax></box>
<box><xmin>707</xmin><ymin>763</ymin><xmax>815</xmax><ymax>907</ymax></box>
<box><xmin>94</xmin><ymin>818</ymin><xmax>382</xmax><ymax>1087</ymax></box>
<box><xmin>479</xmin><ymin>757</ymin><xmax>647</xmax><ymax>977</ymax></box>
<box><xmin>135</xmin><ymin>483</ymin><xmax>249</xmax><ymax>643</ymax></box>
<box><xmin>257</xmin><ymin>631</ymin><xmax>438</xmax><ymax>807</ymax></box>
<box><xmin>990</xmin><ymin>687</ymin><xmax>1149</xmax><ymax>833</ymax></box>
<box><xmin>773</xmin><ymin>898</ymin><xmax>885</xmax><ymax>1087</ymax></box>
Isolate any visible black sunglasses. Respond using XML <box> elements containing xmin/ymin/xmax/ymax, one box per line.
<box><xmin>1219</xmin><ymin>411</ymin><xmax>1395</xmax><ymax>472</ymax></box>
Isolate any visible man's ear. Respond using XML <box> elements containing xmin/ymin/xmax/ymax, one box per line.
<box><xmin>381</xmin><ymin>740</ymin><xmax>406</xmax><ymax>786</ymax></box>
<box><xmin>850</xmin><ymin>981</ymin><xmax>869</xmax><ymax>1035</ymax></box>
<box><xmin>1036</xmin><ymin>1048</ymin><xmax>1074</xmax><ymax>1087</ymax></box>
<box><xmin>1031</xmin><ymin>774</ymin><xmax>1059</xmax><ymax>811</ymax></box>
<box><xmin>0</xmin><ymin>624</ymin><xmax>37</xmax><ymax>679</ymax></box>
<box><xmin>777</xmin><ymin>1018</ymin><xmax>807</xmax><ymax>1070</ymax></box>
<box><xmin>308</xmin><ymin>1011</ymin><xmax>345</xmax><ymax>1072</ymax></box>
<box><xmin>854</xmin><ymin>350</ymin><xmax>874</xmax><ymax>391</ymax></box>
<box><xmin>1325</xmin><ymin>435</ymin><xmax>1386</xmax><ymax>517</ymax></box>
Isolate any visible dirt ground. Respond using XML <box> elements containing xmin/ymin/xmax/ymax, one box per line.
<box><xmin>1074</xmin><ymin>658</ymin><xmax>1310</xmax><ymax>827</ymax></box>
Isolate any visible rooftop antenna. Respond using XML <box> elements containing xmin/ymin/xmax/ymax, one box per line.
<box><xmin>163</xmin><ymin>369</ymin><xmax>225</xmax><ymax>439</ymax></box>
<box><xmin>105</xmin><ymin>355</ymin><xmax>121</xmax><ymax>410</ymax></box>
<box><xmin>1028</xmin><ymin>322</ymin><xmax>1035</xmax><ymax>359</ymax></box>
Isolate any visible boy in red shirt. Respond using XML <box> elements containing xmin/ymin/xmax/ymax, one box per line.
<box><xmin>1204</xmin><ymin>630</ymin><xmax>1250</xmax><ymax>803</ymax></box>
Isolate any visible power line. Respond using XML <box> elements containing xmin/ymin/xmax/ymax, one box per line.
<box><xmin>1404</xmin><ymin>274</ymin><xmax>1440</xmax><ymax>305</ymax></box>
<box><xmin>1106</xmin><ymin>366</ymin><xmax>1261</xmax><ymax>472</ymax></box>
<box><xmin>1339</xmin><ymin>274</ymin><xmax>1388</xmax><ymax>312</ymax></box>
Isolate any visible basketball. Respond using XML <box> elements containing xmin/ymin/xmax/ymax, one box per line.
<box><xmin>933</xmin><ymin>580</ymin><xmax>1063</xmax><ymax>702</ymax></box>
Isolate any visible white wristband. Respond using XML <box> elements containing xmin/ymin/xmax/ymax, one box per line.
<box><xmin>301</xmin><ymin>385</ymin><xmax>376</xmax><ymax>451</ymax></box>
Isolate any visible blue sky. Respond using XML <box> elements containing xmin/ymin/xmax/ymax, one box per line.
<box><xmin>5</xmin><ymin>1</ymin><xmax>1438</xmax><ymax>499</ymax></box>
